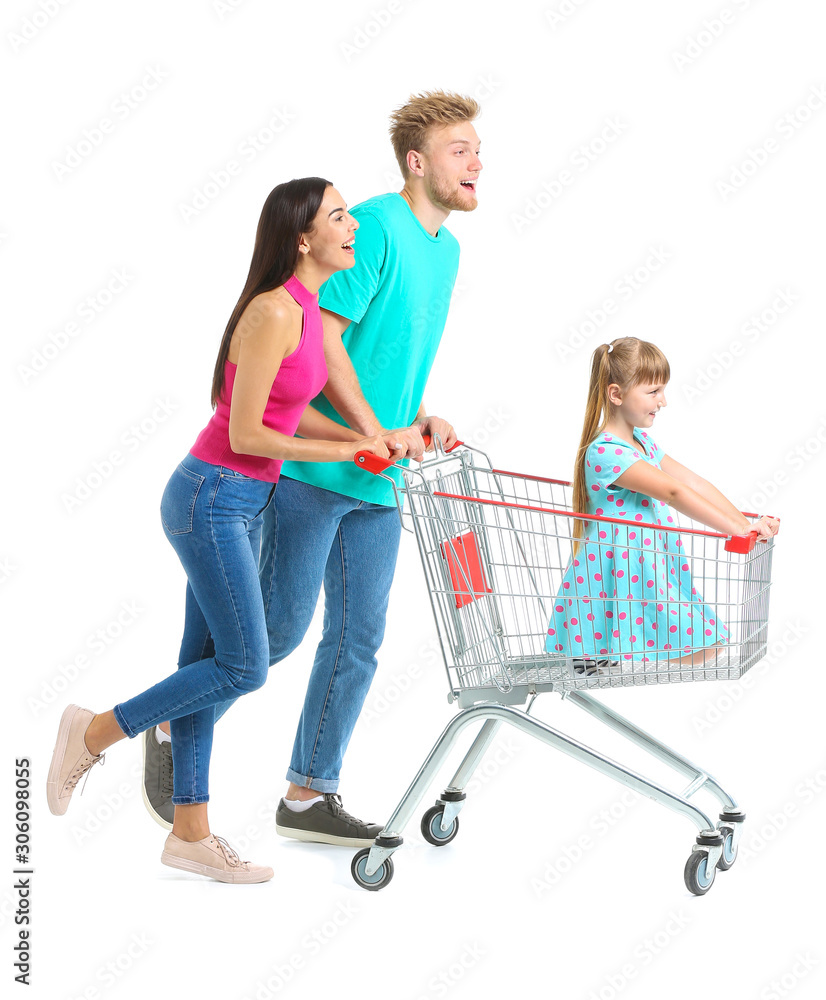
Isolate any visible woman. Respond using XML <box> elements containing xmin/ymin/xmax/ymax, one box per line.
<box><xmin>47</xmin><ymin>177</ymin><xmax>389</xmax><ymax>883</ymax></box>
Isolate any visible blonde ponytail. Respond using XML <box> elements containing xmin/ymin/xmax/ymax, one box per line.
<box><xmin>572</xmin><ymin>338</ymin><xmax>670</xmax><ymax>548</ymax></box>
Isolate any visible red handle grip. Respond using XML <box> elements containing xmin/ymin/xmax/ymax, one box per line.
<box><xmin>354</xmin><ymin>432</ymin><xmax>463</xmax><ymax>475</ymax></box>
<box><xmin>725</xmin><ymin>520</ymin><xmax>780</xmax><ymax>553</ymax></box>
<box><xmin>725</xmin><ymin>531</ymin><xmax>758</xmax><ymax>554</ymax></box>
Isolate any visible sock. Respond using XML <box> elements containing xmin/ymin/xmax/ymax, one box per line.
<box><xmin>155</xmin><ymin>726</ymin><xmax>172</xmax><ymax>745</ymax></box>
<box><xmin>283</xmin><ymin>794</ymin><xmax>324</xmax><ymax>812</ymax></box>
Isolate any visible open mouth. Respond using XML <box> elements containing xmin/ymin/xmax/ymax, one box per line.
<box><xmin>460</xmin><ymin>180</ymin><xmax>476</xmax><ymax>192</ymax></box>
<box><xmin>341</xmin><ymin>237</ymin><xmax>355</xmax><ymax>256</ymax></box>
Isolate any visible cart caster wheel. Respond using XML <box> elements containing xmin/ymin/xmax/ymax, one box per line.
<box><xmin>421</xmin><ymin>805</ymin><xmax>460</xmax><ymax>847</ymax></box>
<box><xmin>716</xmin><ymin>826</ymin><xmax>737</xmax><ymax>871</ymax></box>
<box><xmin>684</xmin><ymin>851</ymin><xmax>716</xmax><ymax>895</ymax></box>
<box><xmin>351</xmin><ymin>848</ymin><xmax>394</xmax><ymax>891</ymax></box>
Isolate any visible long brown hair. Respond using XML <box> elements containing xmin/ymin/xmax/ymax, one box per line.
<box><xmin>572</xmin><ymin>338</ymin><xmax>670</xmax><ymax>543</ymax></box>
<box><xmin>210</xmin><ymin>176</ymin><xmax>331</xmax><ymax>407</ymax></box>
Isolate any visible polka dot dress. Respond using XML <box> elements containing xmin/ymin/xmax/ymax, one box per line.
<box><xmin>545</xmin><ymin>430</ymin><xmax>729</xmax><ymax>663</ymax></box>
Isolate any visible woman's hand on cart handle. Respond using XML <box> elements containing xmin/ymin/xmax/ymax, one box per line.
<box><xmin>354</xmin><ymin>429</ymin><xmax>465</xmax><ymax>475</ymax></box>
<box><xmin>381</xmin><ymin>425</ymin><xmax>428</xmax><ymax>460</ymax></box>
<box><xmin>344</xmin><ymin>434</ymin><xmax>391</xmax><ymax>464</ymax></box>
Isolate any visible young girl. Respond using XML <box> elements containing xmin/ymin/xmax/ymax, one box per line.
<box><xmin>46</xmin><ymin>178</ymin><xmax>393</xmax><ymax>883</ymax></box>
<box><xmin>545</xmin><ymin>337</ymin><xmax>778</xmax><ymax>672</ymax></box>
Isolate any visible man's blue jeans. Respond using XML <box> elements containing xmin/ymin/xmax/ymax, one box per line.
<box><xmin>114</xmin><ymin>455</ymin><xmax>273</xmax><ymax>804</ymax></box>
<box><xmin>213</xmin><ymin>475</ymin><xmax>402</xmax><ymax>792</ymax></box>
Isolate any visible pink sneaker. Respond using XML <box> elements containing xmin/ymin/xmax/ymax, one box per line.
<box><xmin>161</xmin><ymin>833</ymin><xmax>273</xmax><ymax>884</ymax></box>
<box><xmin>47</xmin><ymin>705</ymin><xmax>105</xmax><ymax>816</ymax></box>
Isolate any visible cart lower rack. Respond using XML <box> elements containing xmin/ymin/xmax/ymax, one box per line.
<box><xmin>350</xmin><ymin>441</ymin><xmax>776</xmax><ymax>894</ymax></box>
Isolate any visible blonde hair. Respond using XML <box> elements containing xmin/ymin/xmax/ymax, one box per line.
<box><xmin>572</xmin><ymin>338</ymin><xmax>670</xmax><ymax>544</ymax></box>
<box><xmin>389</xmin><ymin>90</ymin><xmax>481</xmax><ymax>178</ymax></box>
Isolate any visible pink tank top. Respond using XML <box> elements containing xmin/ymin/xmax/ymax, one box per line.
<box><xmin>190</xmin><ymin>274</ymin><xmax>328</xmax><ymax>482</ymax></box>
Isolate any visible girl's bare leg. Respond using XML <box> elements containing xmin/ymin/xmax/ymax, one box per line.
<box><xmin>672</xmin><ymin>642</ymin><xmax>724</xmax><ymax>667</ymax></box>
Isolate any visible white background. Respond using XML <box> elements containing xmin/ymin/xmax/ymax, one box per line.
<box><xmin>4</xmin><ymin>1</ymin><xmax>825</xmax><ymax>998</ymax></box>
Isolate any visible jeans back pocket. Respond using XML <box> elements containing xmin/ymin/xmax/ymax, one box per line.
<box><xmin>161</xmin><ymin>464</ymin><xmax>206</xmax><ymax>535</ymax></box>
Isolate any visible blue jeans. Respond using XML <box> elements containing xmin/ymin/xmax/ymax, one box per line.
<box><xmin>213</xmin><ymin>476</ymin><xmax>402</xmax><ymax>792</ymax></box>
<box><xmin>113</xmin><ymin>454</ymin><xmax>274</xmax><ymax>804</ymax></box>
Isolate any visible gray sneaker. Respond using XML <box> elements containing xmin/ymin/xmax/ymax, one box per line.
<box><xmin>142</xmin><ymin>729</ymin><xmax>174</xmax><ymax>830</ymax></box>
<box><xmin>275</xmin><ymin>794</ymin><xmax>383</xmax><ymax>848</ymax></box>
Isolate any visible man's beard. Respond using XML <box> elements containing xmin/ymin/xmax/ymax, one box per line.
<box><xmin>425</xmin><ymin>171</ymin><xmax>478</xmax><ymax>213</ymax></box>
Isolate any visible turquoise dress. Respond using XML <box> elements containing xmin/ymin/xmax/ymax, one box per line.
<box><xmin>545</xmin><ymin>429</ymin><xmax>729</xmax><ymax>663</ymax></box>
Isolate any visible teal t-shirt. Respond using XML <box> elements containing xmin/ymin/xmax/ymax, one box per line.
<box><xmin>281</xmin><ymin>192</ymin><xmax>460</xmax><ymax>505</ymax></box>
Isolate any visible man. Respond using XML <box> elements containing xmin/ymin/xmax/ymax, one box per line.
<box><xmin>143</xmin><ymin>90</ymin><xmax>482</xmax><ymax>847</ymax></box>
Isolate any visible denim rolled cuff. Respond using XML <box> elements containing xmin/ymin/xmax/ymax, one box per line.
<box><xmin>285</xmin><ymin>767</ymin><xmax>339</xmax><ymax>794</ymax></box>
<box><xmin>171</xmin><ymin>793</ymin><xmax>210</xmax><ymax>806</ymax></box>
<box><xmin>112</xmin><ymin>703</ymin><xmax>139</xmax><ymax>739</ymax></box>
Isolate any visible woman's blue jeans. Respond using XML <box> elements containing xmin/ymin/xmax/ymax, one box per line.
<box><xmin>113</xmin><ymin>454</ymin><xmax>273</xmax><ymax>804</ymax></box>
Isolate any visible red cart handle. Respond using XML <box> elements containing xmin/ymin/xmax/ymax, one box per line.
<box><xmin>354</xmin><ymin>433</ymin><xmax>463</xmax><ymax>475</ymax></box>
<box><xmin>725</xmin><ymin>520</ymin><xmax>780</xmax><ymax>553</ymax></box>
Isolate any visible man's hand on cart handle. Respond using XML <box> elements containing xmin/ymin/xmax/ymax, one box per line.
<box><xmin>354</xmin><ymin>429</ymin><xmax>464</xmax><ymax>476</ymax></box>
<box><xmin>414</xmin><ymin>415</ymin><xmax>458</xmax><ymax>454</ymax></box>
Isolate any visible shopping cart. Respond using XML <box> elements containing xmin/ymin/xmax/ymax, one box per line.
<box><xmin>350</xmin><ymin>439</ymin><xmax>776</xmax><ymax>895</ymax></box>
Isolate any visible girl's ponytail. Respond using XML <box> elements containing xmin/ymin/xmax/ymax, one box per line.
<box><xmin>572</xmin><ymin>343</ymin><xmax>613</xmax><ymax>546</ymax></box>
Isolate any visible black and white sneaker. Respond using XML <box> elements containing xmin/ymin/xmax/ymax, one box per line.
<box><xmin>571</xmin><ymin>658</ymin><xmax>621</xmax><ymax>676</ymax></box>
